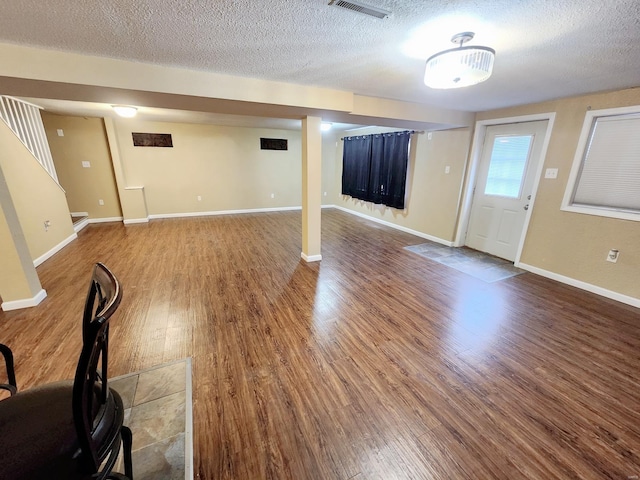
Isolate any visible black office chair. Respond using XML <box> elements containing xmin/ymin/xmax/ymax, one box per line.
<box><xmin>0</xmin><ymin>263</ymin><xmax>133</xmax><ymax>480</ymax></box>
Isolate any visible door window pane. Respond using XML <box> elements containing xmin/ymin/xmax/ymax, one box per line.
<box><xmin>484</xmin><ymin>135</ymin><xmax>533</xmax><ymax>198</ymax></box>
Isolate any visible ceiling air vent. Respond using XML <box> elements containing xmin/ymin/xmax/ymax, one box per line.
<box><xmin>328</xmin><ymin>0</ymin><xmax>391</xmax><ymax>19</ymax></box>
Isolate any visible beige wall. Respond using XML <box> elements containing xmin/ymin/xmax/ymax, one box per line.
<box><xmin>477</xmin><ymin>87</ymin><xmax>640</xmax><ymax>299</ymax></box>
<box><xmin>321</xmin><ymin>132</ymin><xmax>339</xmax><ymax>203</ymax></box>
<box><xmin>113</xmin><ymin>119</ymin><xmax>308</xmax><ymax>215</ymax></box>
<box><xmin>0</xmin><ymin>120</ymin><xmax>74</xmax><ymax>261</ymax></box>
<box><xmin>43</xmin><ymin>113</ymin><xmax>122</xmax><ymax>219</ymax></box>
<box><xmin>332</xmin><ymin>127</ymin><xmax>472</xmax><ymax>243</ymax></box>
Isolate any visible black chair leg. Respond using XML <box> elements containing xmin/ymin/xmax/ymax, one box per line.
<box><xmin>0</xmin><ymin>343</ymin><xmax>17</xmax><ymax>395</ymax></box>
<box><xmin>105</xmin><ymin>426</ymin><xmax>134</xmax><ymax>480</ymax></box>
<box><xmin>105</xmin><ymin>473</ymin><xmax>131</xmax><ymax>480</ymax></box>
<box><xmin>121</xmin><ymin>426</ymin><xmax>133</xmax><ymax>480</ymax></box>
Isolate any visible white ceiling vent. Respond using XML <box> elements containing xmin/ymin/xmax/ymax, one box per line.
<box><xmin>328</xmin><ymin>0</ymin><xmax>391</xmax><ymax>19</ymax></box>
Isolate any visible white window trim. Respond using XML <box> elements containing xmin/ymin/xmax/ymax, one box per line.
<box><xmin>561</xmin><ymin>104</ymin><xmax>640</xmax><ymax>222</ymax></box>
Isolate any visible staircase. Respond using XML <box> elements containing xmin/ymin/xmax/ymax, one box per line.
<box><xmin>0</xmin><ymin>96</ymin><xmax>59</xmax><ymax>183</ymax></box>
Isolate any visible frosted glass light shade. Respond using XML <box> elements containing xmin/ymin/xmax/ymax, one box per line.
<box><xmin>112</xmin><ymin>105</ymin><xmax>138</xmax><ymax>118</ymax></box>
<box><xmin>424</xmin><ymin>46</ymin><xmax>495</xmax><ymax>89</ymax></box>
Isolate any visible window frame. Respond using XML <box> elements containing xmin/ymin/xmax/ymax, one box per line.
<box><xmin>561</xmin><ymin>104</ymin><xmax>640</xmax><ymax>222</ymax></box>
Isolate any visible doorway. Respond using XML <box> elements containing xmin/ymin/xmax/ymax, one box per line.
<box><xmin>465</xmin><ymin>120</ymin><xmax>549</xmax><ymax>262</ymax></box>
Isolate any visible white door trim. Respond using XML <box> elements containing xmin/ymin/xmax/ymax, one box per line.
<box><xmin>454</xmin><ymin>112</ymin><xmax>556</xmax><ymax>266</ymax></box>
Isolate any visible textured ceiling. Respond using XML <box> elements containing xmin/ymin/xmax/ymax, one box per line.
<box><xmin>1</xmin><ymin>0</ymin><xmax>639</xmax><ymax>112</ymax></box>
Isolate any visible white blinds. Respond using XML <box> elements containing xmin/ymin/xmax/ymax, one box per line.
<box><xmin>573</xmin><ymin>113</ymin><xmax>640</xmax><ymax>212</ymax></box>
<box><xmin>484</xmin><ymin>135</ymin><xmax>532</xmax><ymax>198</ymax></box>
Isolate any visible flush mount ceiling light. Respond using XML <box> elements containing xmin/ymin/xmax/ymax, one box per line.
<box><xmin>112</xmin><ymin>105</ymin><xmax>138</xmax><ymax>118</ymax></box>
<box><xmin>424</xmin><ymin>32</ymin><xmax>495</xmax><ymax>89</ymax></box>
<box><xmin>321</xmin><ymin>122</ymin><xmax>333</xmax><ymax>132</ymax></box>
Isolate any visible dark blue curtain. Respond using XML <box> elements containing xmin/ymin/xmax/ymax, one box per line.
<box><xmin>368</xmin><ymin>134</ymin><xmax>386</xmax><ymax>205</ymax></box>
<box><xmin>341</xmin><ymin>135</ymin><xmax>372</xmax><ymax>201</ymax></box>
<box><xmin>342</xmin><ymin>130</ymin><xmax>411</xmax><ymax>209</ymax></box>
<box><xmin>380</xmin><ymin>131</ymin><xmax>411</xmax><ymax>209</ymax></box>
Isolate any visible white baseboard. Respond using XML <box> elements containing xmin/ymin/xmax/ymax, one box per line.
<box><xmin>33</xmin><ymin>233</ymin><xmax>78</xmax><ymax>267</ymax></box>
<box><xmin>73</xmin><ymin>217</ymin><xmax>90</xmax><ymax>233</ymax></box>
<box><xmin>70</xmin><ymin>211</ymin><xmax>89</xmax><ymax>217</ymax></box>
<box><xmin>128</xmin><ymin>206</ymin><xmax>333</xmax><ymax>223</ymax></box>
<box><xmin>73</xmin><ymin>216</ymin><xmax>124</xmax><ymax>233</ymax></box>
<box><xmin>517</xmin><ymin>262</ymin><xmax>640</xmax><ymax>309</ymax></box>
<box><xmin>90</xmin><ymin>216</ymin><xmax>124</xmax><ymax>224</ymax></box>
<box><xmin>148</xmin><ymin>206</ymin><xmax>303</xmax><ymax>220</ymax></box>
<box><xmin>301</xmin><ymin>252</ymin><xmax>322</xmax><ymax>262</ymax></box>
<box><xmin>2</xmin><ymin>288</ymin><xmax>47</xmax><ymax>311</ymax></box>
<box><xmin>75</xmin><ymin>216</ymin><xmax>125</xmax><ymax>232</ymax></box>
<box><xmin>331</xmin><ymin>205</ymin><xmax>454</xmax><ymax>246</ymax></box>
<box><xmin>123</xmin><ymin>218</ymin><xmax>150</xmax><ymax>225</ymax></box>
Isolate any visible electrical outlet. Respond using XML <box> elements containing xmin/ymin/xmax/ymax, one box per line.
<box><xmin>427</xmin><ymin>132</ymin><xmax>433</xmax><ymax>140</ymax></box>
<box><xmin>606</xmin><ymin>249</ymin><xmax>619</xmax><ymax>263</ymax></box>
<box><xmin>98</xmin><ymin>199</ymin><xmax>104</xmax><ymax>206</ymax></box>
<box><xmin>57</xmin><ymin>129</ymin><xmax>64</xmax><ymax>137</ymax></box>
<box><xmin>324</xmin><ymin>192</ymin><xmax>327</xmax><ymax>197</ymax></box>
<box><xmin>271</xmin><ymin>193</ymin><xmax>275</xmax><ymax>199</ymax></box>
<box><xmin>545</xmin><ymin>168</ymin><xmax>558</xmax><ymax>179</ymax></box>
<box><xmin>82</xmin><ymin>161</ymin><xmax>91</xmax><ymax>168</ymax></box>
<box><xmin>197</xmin><ymin>195</ymin><xmax>202</xmax><ymax>201</ymax></box>
<box><xmin>445</xmin><ymin>166</ymin><xmax>451</xmax><ymax>174</ymax></box>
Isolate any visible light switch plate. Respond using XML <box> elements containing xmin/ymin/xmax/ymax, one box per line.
<box><xmin>57</xmin><ymin>129</ymin><xmax>64</xmax><ymax>137</ymax></box>
<box><xmin>82</xmin><ymin>161</ymin><xmax>91</xmax><ymax>168</ymax></box>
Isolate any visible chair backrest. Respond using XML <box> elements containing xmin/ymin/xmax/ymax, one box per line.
<box><xmin>73</xmin><ymin>263</ymin><xmax>122</xmax><ymax>472</ymax></box>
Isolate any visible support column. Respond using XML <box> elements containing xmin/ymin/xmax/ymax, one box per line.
<box><xmin>301</xmin><ymin>116</ymin><xmax>322</xmax><ymax>262</ymax></box>
<box><xmin>0</xmin><ymin>173</ymin><xmax>46</xmax><ymax>311</ymax></box>
<box><xmin>103</xmin><ymin>117</ymin><xmax>149</xmax><ymax>224</ymax></box>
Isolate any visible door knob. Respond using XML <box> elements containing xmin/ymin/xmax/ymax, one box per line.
<box><xmin>527</xmin><ymin>194</ymin><xmax>532</xmax><ymax>200</ymax></box>
<box><xmin>524</xmin><ymin>204</ymin><xmax>529</xmax><ymax>210</ymax></box>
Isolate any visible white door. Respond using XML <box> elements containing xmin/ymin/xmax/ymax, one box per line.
<box><xmin>466</xmin><ymin>121</ymin><xmax>548</xmax><ymax>261</ymax></box>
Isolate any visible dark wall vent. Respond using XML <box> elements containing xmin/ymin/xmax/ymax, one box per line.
<box><xmin>132</xmin><ymin>133</ymin><xmax>173</xmax><ymax>147</ymax></box>
<box><xmin>260</xmin><ymin>138</ymin><xmax>288</xmax><ymax>150</ymax></box>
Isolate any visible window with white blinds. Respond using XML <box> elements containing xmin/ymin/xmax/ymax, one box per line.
<box><xmin>562</xmin><ymin>106</ymin><xmax>640</xmax><ymax>221</ymax></box>
<box><xmin>484</xmin><ymin>135</ymin><xmax>533</xmax><ymax>198</ymax></box>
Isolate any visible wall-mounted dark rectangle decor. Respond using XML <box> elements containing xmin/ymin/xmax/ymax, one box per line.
<box><xmin>260</xmin><ymin>138</ymin><xmax>288</xmax><ymax>150</ymax></box>
<box><xmin>132</xmin><ymin>132</ymin><xmax>173</xmax><ymax>147</ymax></box>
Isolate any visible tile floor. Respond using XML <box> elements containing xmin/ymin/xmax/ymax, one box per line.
<box><xmin>111</xmin><ymin>358</ymin><xmax>192</xmax><ymax>480</ymax></box>
<box><xmin>405</xmin><ymin>242</ymin><xmax>526</xmax><ymax>283</ymax></box>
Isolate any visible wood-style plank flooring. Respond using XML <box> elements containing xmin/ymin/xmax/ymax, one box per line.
<box><xmin>1</xmin><ymin>209</ymin><xmax>639</xmax><ymax>479</ymax></box>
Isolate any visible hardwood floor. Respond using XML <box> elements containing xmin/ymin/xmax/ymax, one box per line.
<box><xmin>1</xmin><ymin>209</ymin><xmax>638</xmax><ymax>479</ymax></box>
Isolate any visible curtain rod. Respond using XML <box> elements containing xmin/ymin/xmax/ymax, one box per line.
<box><xmin>340</xmin><ymin>130</ymin><xmax>425</xmax><ymax>140</ymax></box>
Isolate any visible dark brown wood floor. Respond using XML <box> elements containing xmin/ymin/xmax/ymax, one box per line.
<box><xmin>1</xmin><ymin>209</ymin><xmax>639</xmax><ymax>479</ymax></box>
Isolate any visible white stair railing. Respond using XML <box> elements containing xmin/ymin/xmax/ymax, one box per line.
<box><xmin>0</xmin><ymin>96</ymin><xmax>59</xmax><ymax>183</ymax></box>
